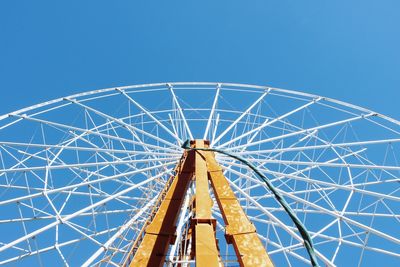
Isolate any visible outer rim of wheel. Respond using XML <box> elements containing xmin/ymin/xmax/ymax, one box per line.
<box><xmin>2</xmin><ymin>82</ymin><xmax>399</xmax><ymax>127</ymax></box>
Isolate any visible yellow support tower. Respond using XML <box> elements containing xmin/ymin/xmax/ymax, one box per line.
<box><xmin>125</xmin><ymin>140</ymin><xmax>273</xmax><ymax>267</ymax></box>
<box><xmin>127</xmin><ymin>151</ymin><xmax>195</xmax><ymax>267</ymax></box>
<box><xmin>192</xmin><ymin>140</ymin><xmax>221</xmax><ymax>267</ymax></box>
<box><xmin>205</xmin><ymin>150</ymin><xmax>274</xmax><ymax>267</ymax></box>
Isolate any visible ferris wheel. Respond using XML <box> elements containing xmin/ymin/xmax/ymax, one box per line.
<box><xmin>0</xmin><ymin>82</ymin><xmax>399</xmax><ymax>266</ymax></box>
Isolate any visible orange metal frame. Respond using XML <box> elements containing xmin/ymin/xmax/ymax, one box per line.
<box><xmin>127</xmin><ymin>150</ymin><xmax>194</xmax><ymax>266</ymax></box>
<box><xmin>205</xmin><ymin>150</ymin><xmax>274</xmax><ymax>267</ymax></box>
<box><xmin>127</xmin><ymin>140</ymin><xmax>274</xmax><ymax>267</ymax></box>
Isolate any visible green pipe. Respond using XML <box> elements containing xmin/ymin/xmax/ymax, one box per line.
<box><xmin>182</xmin><ymin>139</ymin><xmax>320</xmax><ymax>267</ymax></box>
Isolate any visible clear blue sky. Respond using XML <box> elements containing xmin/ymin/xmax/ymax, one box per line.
<box><xmin>1</xmin><ymin>2</ymin><xmax>400</xmax><ymax>266</ymax></box>
<box><xmin>1</xmin><ymin>1</ymin><xmax>400</xmax><ymax>118</ymax></box>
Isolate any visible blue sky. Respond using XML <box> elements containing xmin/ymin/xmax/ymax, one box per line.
<box><xmin>1</xmin><ymin>1</ymin><xmax>400</xmax><ymax>117</ymax></box>
<box><xmin>1</xmin><ymin>2</ymin><xmax>400</xmax><ymax>265</ymax></box>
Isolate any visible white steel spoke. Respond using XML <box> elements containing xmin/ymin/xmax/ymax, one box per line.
<box><xmin>225</xmin><ymin>112</ymin><xmax>377</xmax><ymax>151</ymax></box>
<box><xmin>116</xmin><ymin>88</ymin><xmax>183</xmax><ymax>144</ymax></box>
<box><xmin>82</xmin><ymin>194</ymin><xmax>158</xmax><ymax>267</ymax></box>
<box><xmin>235</xmin><ymin>138</ymin><xmax>400</xmax><ymax>155</ymax></box>
<box><xmin>216</xmin><ymin>97</ymin><xmax>321</xmax><ymax>148</ymax></box>
<box><xmin>168</xmin><ymin>84</ymin><xmax>193</xmax><ymax>140</ymax></box>
<box><xmin>203</xmin><ymin>84</ymin><xmax>220</xmax><ymax>140</ymax></box>
<box><xmin>10</xmin><ymin>113</ymin><xmax>178</xmax><ymax>153</ymax></box>
<box><xmin>64</xmin><ymin>98</ymin><xmax>180</xmax><ymax>149</ymax></box>
<box><xmin>243</xmin><ymin>158</ymin><xmax>400</xmax><ymax>171</ymax></box>
<box><xmin>0</xmin><ymin>162</ymin><xmax>174</xmax><ymax>206</ymax></box>
<box><xmin>211</xmin><ymin>89</ymin><xmax>269</xmax><ymax>146</ymax></box>
<box><xmin>226</xmin><ymin>166</ymin><xmax>400</xmax><ymax>246</ymax></box>
<box><xmin>0</xmin><ymin>169</ymin><xmax>172</xmax><ymax>253</ymax></box>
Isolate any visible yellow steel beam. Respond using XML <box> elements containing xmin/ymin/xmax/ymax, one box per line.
<box><xmin>194</xmin><ymin>140</ymin><xmax>214</xmax><ymax>219</ymax></box>
<box><xmin>127</xmin><ymin>139</ymin><xmax>272</xmax><ymax>267</ymax></box>
<box><xmin>195</xmin><ymin>224</ymin><xmax>220</xmax><ymax>266</ymax></box>
<box><xmin>205</xmin><ymin>151</ymin><xmax>274</xmax><ymax>267</ymax></box>
<box><xmin>192</xmin><ymin>140</ymin><xmax>221</xmax><ymax>267</ymax></box>
<box><xmin>129</xmin><ymin>151</ymin><xmax>194</xmax><ymax>267</ymax></box>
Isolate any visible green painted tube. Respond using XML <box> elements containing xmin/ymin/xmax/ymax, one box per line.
<box><xmin>182</xmin><ymin>140</ymin><xmax>320</xmax><ymax>267</ymax></box>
